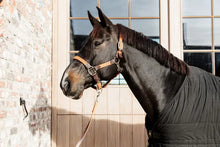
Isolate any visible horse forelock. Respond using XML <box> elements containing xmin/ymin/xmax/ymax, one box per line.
<box><xmin>90</xmin><ymin>27</ymin><xmax>99</xmax><ymax>38</ymax></box>
<box><xmin>116</xmin><ymin>24</ymin><xmax>189</xmax><ymax>75</ymax></box>
<box><xmin>90</xmin><ymin>25</ymin><xmax>106</xmax><ymax>39</ymax></box>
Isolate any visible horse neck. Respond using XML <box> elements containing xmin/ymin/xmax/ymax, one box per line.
<box><xmin>120</xmin><ymin>44</ymin><xmax>186</xmax><ymax>128</ymax></box>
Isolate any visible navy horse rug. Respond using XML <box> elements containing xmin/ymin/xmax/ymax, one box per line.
<box><xmin>149</xmin><ymin>66</ymin><xmax>220</xmax><ymax>146</ymax></box>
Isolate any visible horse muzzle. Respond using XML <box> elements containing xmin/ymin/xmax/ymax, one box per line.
<box><xmin>60</xmin><ymin>70</ymin><xmax>86</xmax><ymax>99</ymax></box>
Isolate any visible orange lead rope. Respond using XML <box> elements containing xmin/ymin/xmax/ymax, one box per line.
<box><xmin>75</xmin><ymin>89</ymin><xmax>101</xmax><ymax>147</ymax></box>
<box><xmin>74</xmin><ymin>36</ymin><xmax>123</xmax><ymax>147</ymax></box>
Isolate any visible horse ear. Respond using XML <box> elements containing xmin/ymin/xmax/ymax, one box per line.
<box><xmin>96</xmin><ymin>7</ymin><xmax>113</xmax><ymax>27</ymax></box>
<box><xmin>88</xmin><ymin>11</ymin><xmax>100</xmax><ymax>27</ymax></box>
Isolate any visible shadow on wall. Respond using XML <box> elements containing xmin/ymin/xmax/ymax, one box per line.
<box><xmin>27</xmin><ymin>94</ymin><xmax>148</xmax><ymax>147</ymax></box>
<box><xmin>28</xmin><ymin>99</ymin><xmax>51</xmax><ymax>135</ymax></box>
<box><xmin>28</xmin><ymin>83</ymin><xmax>51</xmax><ymax>136</ymax></box>
<box><xmin>26</xmin><ymin>83</ymin><xmax>51</xmax><ymax>147</ymax></box>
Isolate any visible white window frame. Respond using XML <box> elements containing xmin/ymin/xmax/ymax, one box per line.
<box><xmin>52</xmin><ymin>0</ymin><xmax>70</xmax><ymax>146</ymax></box>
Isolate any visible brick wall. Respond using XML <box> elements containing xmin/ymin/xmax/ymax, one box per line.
<box><xmin>0</xmin><ymin>0</ymin><xmax>52</xmax><ymax>146</ymax></box>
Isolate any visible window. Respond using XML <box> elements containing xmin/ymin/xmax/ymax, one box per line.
<box><xmin>182</xmin><ymin>0</ymin><xmax>220</xmax><ymax>76</ymax></box>
<box><xmin>69</xmin><ymin>0</ymin><xmax>160</xmax><ymax>84</ymax></box>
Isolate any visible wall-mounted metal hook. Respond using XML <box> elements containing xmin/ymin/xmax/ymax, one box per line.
<box><xmin>20</xmin><ymin>97</ymin><xmax>28</xmax><ymax>120</ymax></box>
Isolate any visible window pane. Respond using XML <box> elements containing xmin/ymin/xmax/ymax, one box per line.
<box><xmin>214</xmin><ymin>0</ymin><xmax>220</xmax><ymax>15</ymax></box>
<box><xmin>182</xmin><ymin>0</ymin><xmax>211</xmax><ymax>16</ymax></box>
<box><xmin>70</xmin><ymin>20</ymin><xmax>91</xmax><ymax>52</ymax></box>
<box><xmin>111</xmin><ymin>74</ymin><xmax>127</xmax><ymax>85</ymax></box>
<box><xmin>184</xmin><ymin>53</ymin><xmax>212</xmax><ymax>73</ymax></box>
<box><xmin>100</xmin><ymin>0</ymin><xmax>128</xmax><ymax>17</ymax></box>
<box><xmin>71</xmin><ymin>20</ymin><xmax>93</xmax><ymax>35</ymax></box>
<box><xmin>131</xmin><ymin>0</ymin><xmax>159</xmax><ymax>17</ymax></box>
<box><xmin>215</xmin><ymin>18</ymin><xmax>220</xmax><ymax>49</ymax></box>
<box><xmin>111</xmin><ymin>19</ymin><xmax>129</xmax><ymax>27</ymax></box>
<box><xmin>183</xmin><ymin>18</ymin><xmax>212</xmax><ymax>50</ymax></box>
<box><xmin>70</xmin><ymin>0</ymin><xmax>98</xmax><ymax>17</ymax></box>
<box><xmin>70</xmin><ymin>35</ymin><xmax>88</xmax><ymax>51</ymax></box>
<box><xmin>215</xmin><ymin>53</ymin><xmax>220</xmax><ymax>77</ymax></box>
<box><xmin>131</xmin><ymin>19</ymin><xmax>159</xmax><ymax>37</ymax></box>
<box><xmin>70</xmin><ymin>53</ymin><xmax>75</xmax><ymax>63</ymax></box>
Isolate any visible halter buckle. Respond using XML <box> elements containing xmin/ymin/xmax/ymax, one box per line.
<box><xmin>88</xmin><ymin>66</ymin><xmax>97</xmax><ymax>76</ymax></box>
<box><xmin>114</xmin><ymin>57</ymin><xmax>121</xmax><ymax>72</ymax></box>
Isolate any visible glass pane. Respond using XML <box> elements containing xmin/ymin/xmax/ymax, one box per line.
<box><xmin>151</xmin><ymin>37</ymin><xmax>160</xmax><ymax>43</ymax></box>
<box><xmin>184</xmin><ymin>53</ymin><xmax>212</xmax><ymax>73</ymax></box>
<box><xmin>214</xmin><ymin>0</ymin><xmax>220</xmax><ymax>15</ymax></box>
<box><xmin>71</xmin><ymin>19</ymin><xmax>93</xmax><ymax>35</ymax></box>
<box><xmin>71</xmin><ymin>35</ymin><xmax>89</xmax><ymax>51</ymax></box>
<box><xmin>131</xmin><ymin>19</ymin><xmax>159</xmax><ymax>37</ymax></box>
<box><xmin>182</xmin><ymin>0</ymin><xmax>211</xmax><ymax>16</ymax></box>
<box><xmin>70</xmin><ymin>53</ymin><xmax>75</xmax><ymax>63</ymax></box>
<box><xmin>111</xmin><ymin>74</ymin><xmax>127</xmax><ymax>85</ymax></box>
<box><xmin>70</xmin><ymin>20</ymin><xmax>91</xmax><ymax>52</ymax></box>
<box><xmin>183</xmin><ymin>18</ymin><xmax>212</xmax><ymax>50</ymax></box>
<box><xmin>215</xmin><ymin>53</ymin><xmax>220</xmax><ymax>77</ymax></box>
<box><xmin>111</xmin><ymin>19</ymin><xmax>129</xmax><ymax>27</ymax></box>
<box><xmin>70</xmin><ymin>22</ymin><xmax>75</xmax><ymax>51</ymax></box>
<box><xmin>70</xmin><ymin>0</ymin><xmax>98</xmax><ymax>17</ymax></box>
<box><xmin>214</xmin><ymin>18</ymin><xmax>220</xmax><ymax>49</ymax></box>
<box><xmin>100</xmin><ymin>0</ymin><xmax>128</xmax><ymax>17</ymax></box>
<box><xmin>131</xmin><ymin>0</ymin><xmax>159</xmax><ymax>17</ymax></box>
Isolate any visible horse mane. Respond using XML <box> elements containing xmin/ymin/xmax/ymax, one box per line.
<box><xmin>116</xmin><ymin>24</ymin><xmax>189</xmax><ymax>75</ymax></box>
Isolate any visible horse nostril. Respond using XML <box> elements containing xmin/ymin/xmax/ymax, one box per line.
<box><xmin>63</xmin><ymin>80</ymin><xmax>71</xmax><ymax>93</ymax></box>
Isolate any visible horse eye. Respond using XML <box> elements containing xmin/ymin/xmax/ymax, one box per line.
<box><xmin>106</xmin><ymin>37</ymin><xmax>111</xmax><ymax>41</ymax></box>
<box><xmin>94</xmin><ymin>41</ymin><xmax>103</xmax><ymax>47</ymax></box>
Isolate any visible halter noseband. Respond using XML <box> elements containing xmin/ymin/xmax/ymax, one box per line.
<box><xmin>72</xmin><ymin>36</ymin><xmax>123</xmax><ymax>90</ymax></box>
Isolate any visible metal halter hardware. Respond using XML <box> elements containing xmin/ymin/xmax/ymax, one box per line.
<box><xmin>87</xmin><ymin>66</ymin><xmax>97</xmax><ymax>76</ymax></box>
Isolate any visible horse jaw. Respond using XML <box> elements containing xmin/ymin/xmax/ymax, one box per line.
<box><xmin>69</xmin><ymin>90</ymin><xmax>84</xmax><ymax>100</ymax></box>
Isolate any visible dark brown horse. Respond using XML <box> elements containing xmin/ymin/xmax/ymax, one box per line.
<box><xmin>60</xmin><ymin>8</ymin><xmax>220</xmax><ymax>146</ymax></box>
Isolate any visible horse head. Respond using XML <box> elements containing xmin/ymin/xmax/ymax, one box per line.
<box><xmin>60</xmin><ymin>8</ymin><xmax>119</xmax><ymax>99</ymax></box>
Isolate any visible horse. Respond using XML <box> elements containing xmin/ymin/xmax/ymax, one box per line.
<box><xmin>60</xmin><ymin>7</ymin><xmax>220</xmax><ymax>146</ymax></box>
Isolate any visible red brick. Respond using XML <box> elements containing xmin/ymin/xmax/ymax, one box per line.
<box><xmin>9</xmin><ymin>0</ymin><xmax>16</xmax><ymax>14</ymax></box>
<box><xmin>0</xmin><ymin>19</ymin><xmax>4</xmax><ymax>26</ymax></box>
<box><xmin>10</xmin><ymin>0</ymin><xmax>16</xmax><ymax>6</ymax></box>
<box><xmin>0</xmin><ymin>111</ymin><xmax>7</xmax><ymax>119</ymax></box>
<box><xmin>0</xmin><ymin>0</ymin><xmax>6</xmax><ymax>7</ymax></box>
<box><xmin>11</xmin><ymin>92</ymin><xmax>18</xmax><ymax>97</ymax></box>
<box><xmin>26</xmin><ymin>0</ymin><xmax>35</xmax><ymax>11</ymax></box>
<box><xmin>22</xmin><ymin>77</ymin><xmax>30</xmax><ymax>82</ymax></box>
<box><xmin>7</xmin><ymin>82</ymin><xmax>12</xmax><ymax>89</ymax></box>
<box><xmin>15</xmin><ymin>75</ymin><xmax>22</xmax><ymax>82</ymax></box>
<box><xmin>0</xmin><ymin>32</ymin><xmax>3</xmax><ymax>37</ymax></box>
<box><xmin>6</xmin><ymin>101</ymin><xmax>16</xmax><ymax>108</ymax></box>
<box><xmin>0</xmin><ymin>81</ymin><xmax>5</xmax><ymax>88</ymax></box>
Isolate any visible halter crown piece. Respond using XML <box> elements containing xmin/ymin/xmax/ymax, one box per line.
<box><xmin>73</xmin><ymin>36</ymin><xmax>123</xmax><ymax>147</ymax></box>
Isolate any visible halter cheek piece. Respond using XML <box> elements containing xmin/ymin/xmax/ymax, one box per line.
<box><xmin>72</xmin><ymin>36</ymin><xmax>123</xmax><ymax>90</ymax></box>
